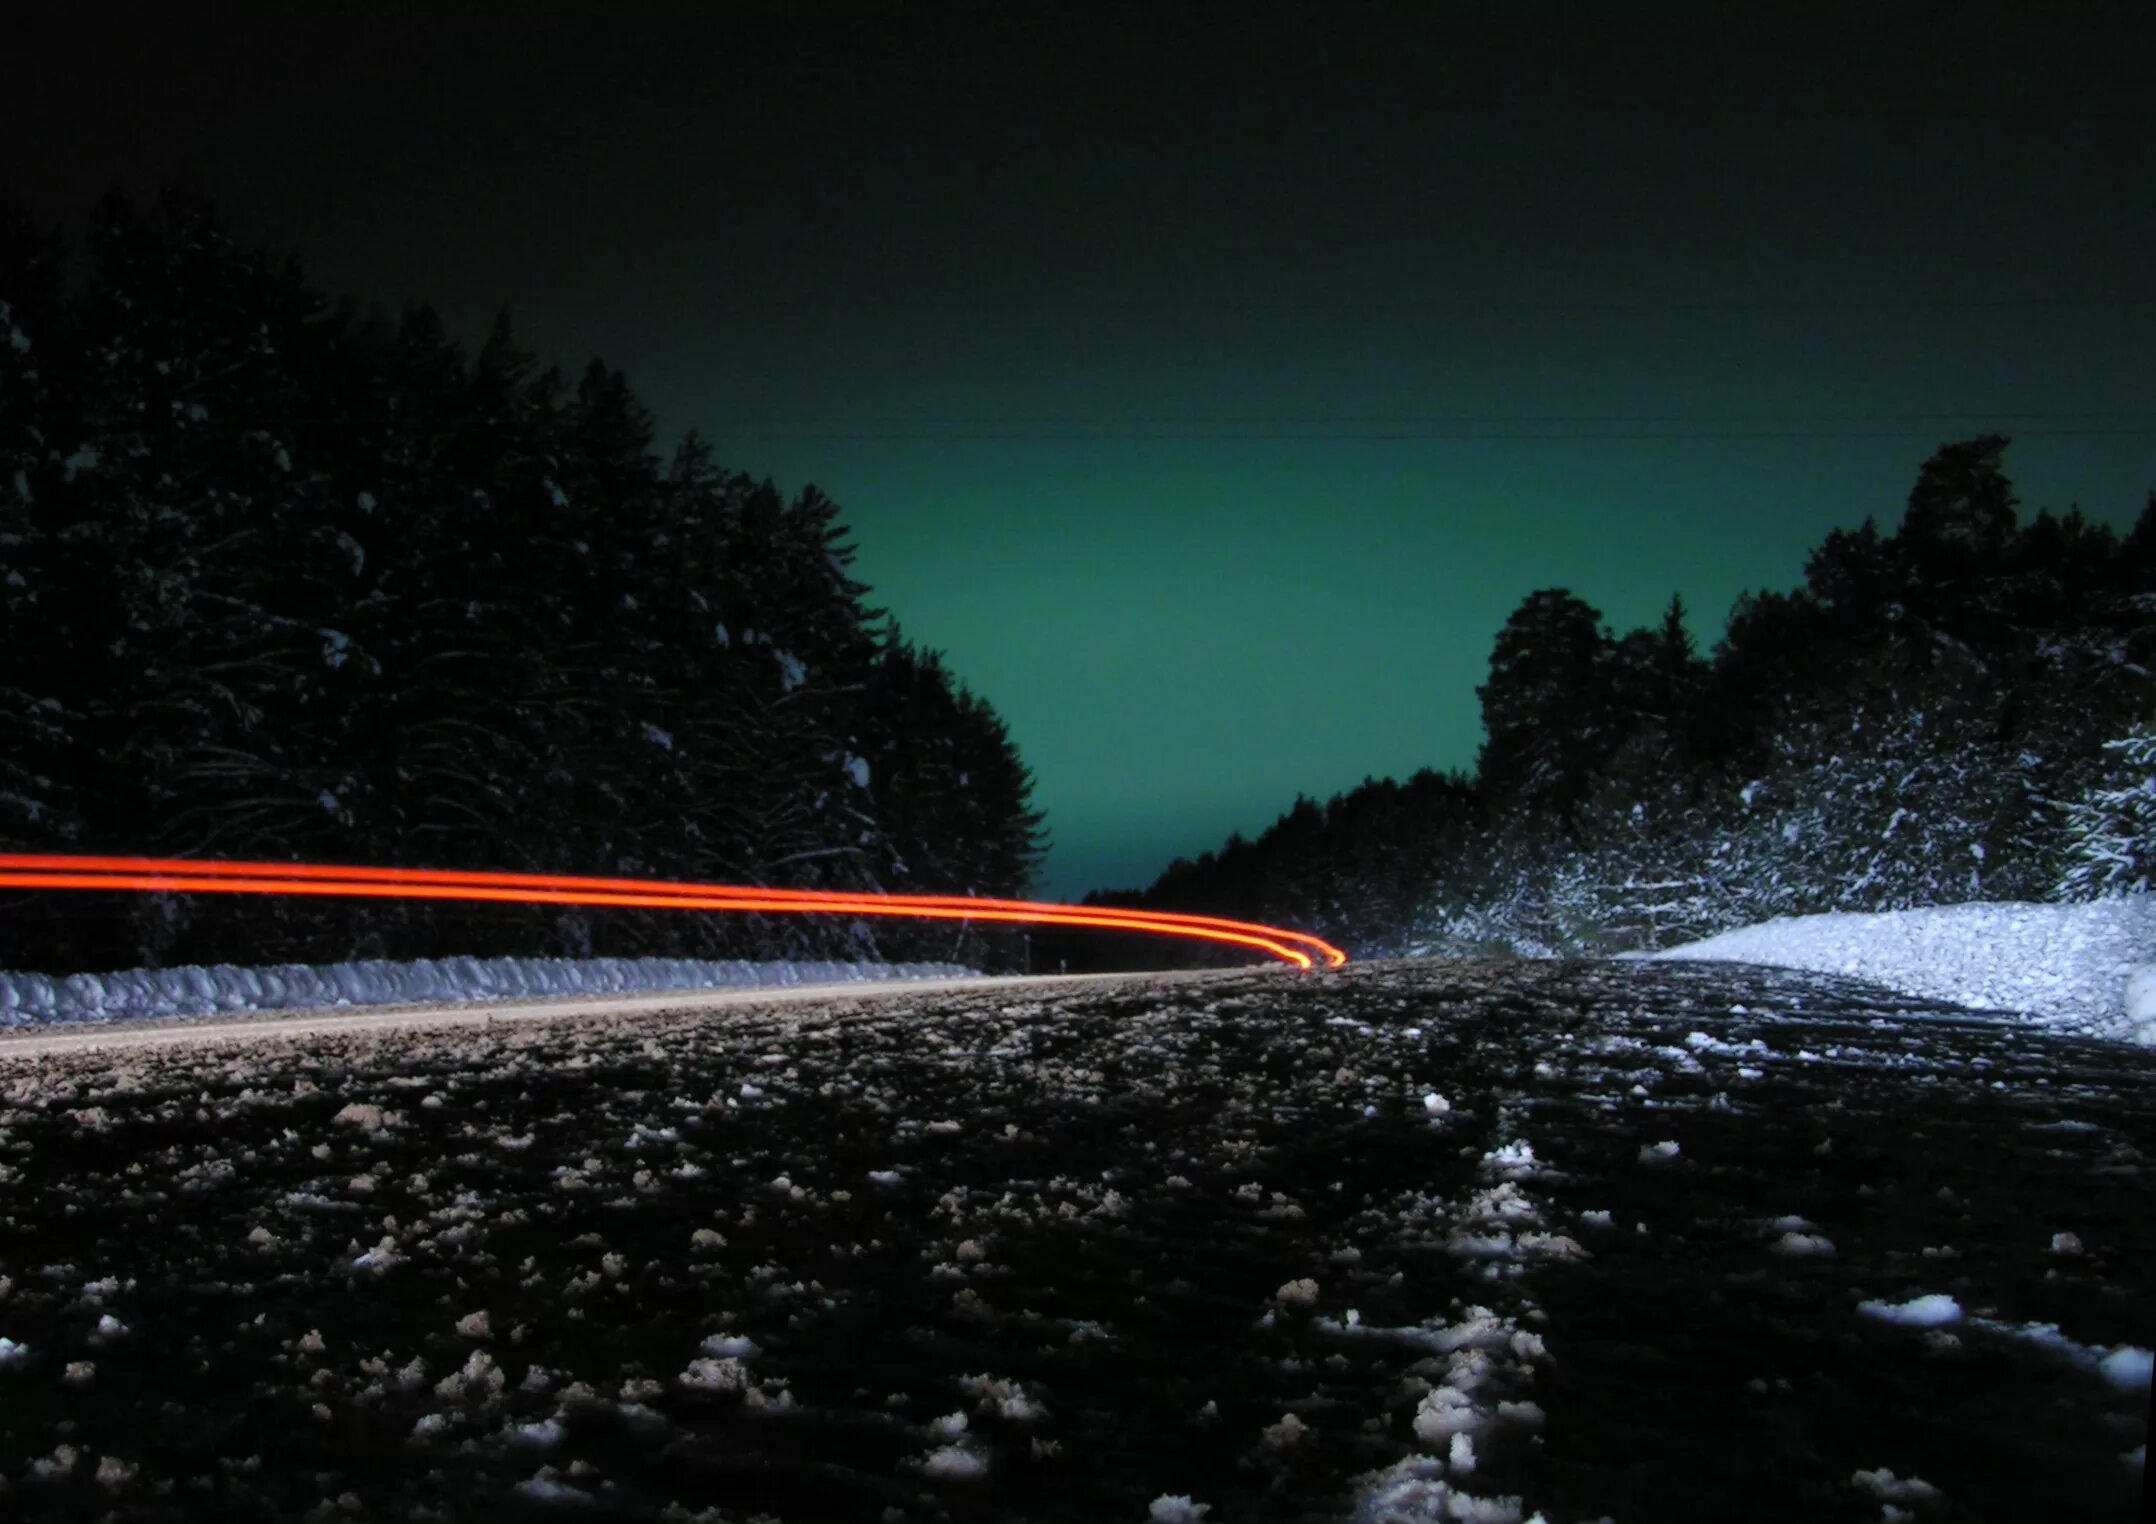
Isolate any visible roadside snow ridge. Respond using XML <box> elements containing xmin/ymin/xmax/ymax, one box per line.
<box><xmin>1648</xmin><ymin>895</ymin><xmax>2154</xmax><ymax>1045</ymax></box>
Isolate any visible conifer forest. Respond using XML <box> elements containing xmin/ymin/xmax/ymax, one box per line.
<box><xmin>0</xmin><ymin>189</ymin><xmax>1046</xmax><ymax>974</ymax></box>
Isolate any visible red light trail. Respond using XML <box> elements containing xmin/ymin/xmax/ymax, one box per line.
<box><xmin>0</xmin><ymin>854</ymin><xmax>1347</xmax><ymax>969</ymax></box>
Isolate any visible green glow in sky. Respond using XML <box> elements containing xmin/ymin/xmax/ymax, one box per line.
<box><xmin>720</xmin><ymin>424</ymin><xmax>2147</xmax><ymax>896</ymax></box>
<box><xmin>9</xmin><ymin>3</ymin><xmax>2151</xmax><ymax>895</ymax></box>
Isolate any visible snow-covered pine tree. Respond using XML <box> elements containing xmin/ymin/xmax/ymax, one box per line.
<box><xmin>0</xmin><ymin>194</ymin><xmax>71</xmax><ymax>848</ymax></box>
<box><xmin>1718</xmin><ymin>621</ymin><xmax>2056</xmax><ymax>921</ymax></box>
<box><xmin>1119</xmin><ymin>437</ymin><xmax>2149</xmax><ymax>967</ymax></box>
<box><xmin>648</xmin><ymin>434</ymin><xmax>771</xmax><ymax>899</ymax></box>
<box><xmin>0</xmin><ymin>193</ymin><xmax>94</xmax><ymax>976</ymax></box>
<box><xmin>1572</xmin><ymin>750</ymin><xmax>1725</xmax><ymax>950</ymax></box>
<box><xmin>855</xmin><ymin>630</ymin><xmax>1047</xmax><ymax>963</ymax></box>
<box><xmin>2058</xmin><ymin>727</ymin><xmax>2156</xmax><ymax>899</ymax></box>
<box><xmin>0</xmin><ymin>188</ymin><xmax>1052</xmax><ymax>972</ymax></box>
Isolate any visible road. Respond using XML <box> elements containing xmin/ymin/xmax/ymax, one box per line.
<box><xmin>0</xmin><ymin>957</ymin><xmax>2149</xmax><ymax>1522</ymax></box>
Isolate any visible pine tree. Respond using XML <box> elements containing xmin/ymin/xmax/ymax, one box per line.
<box><xmin>2123</xmin><ymin>495</ymin><xmax>2156</xmax><ymax>581</ymax></box>
<box><xmin>0</xmin><ymin>189</ymin><xmax>84</xmax><ymax>978</ymax></box>
<box><xmin>2058</xmin><ymin>727</ymin><xmax>2156</xmax><ymax>900</ymax></box>
<box><xmin>1902</xmin><ymin>434</ymin><xmax>2018</xmax><ymax>557</ymax></box>
<box><xmin>0</xmin><ymin>193</ymin><xmax>64</xmax><ymax>803</ymax></box>
<box><xmin>1475</xmin><ymin>588</ymin><xmax>1616</xmax><ymax>816</ymax></box>
<box><xmin>0</xmin><ymin>187</ymin><xmax>1052</xmax><ymax>971</ymax></box>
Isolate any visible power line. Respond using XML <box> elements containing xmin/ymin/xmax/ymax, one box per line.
<box><xmin>718</xmin><ymin>296</ymin><xmax>2156</xmax><ymax>315</ymax></box>
<box><xmin>725</xmin><ymin>410</ymin><xmax>2152</xmax><ymax>427</ymax></box>
<box><xmin>711</xmin><ymin>420</ymin><xmax>2156</xmax><ymax>443</ymax></box>
<box><xmin>731</xmin><ymin>434</ymin><xmax>2156</xmax><ymax>444</ymax></box>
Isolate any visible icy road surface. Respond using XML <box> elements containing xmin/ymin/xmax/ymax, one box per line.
<box><xmin>0</xmin><ymin>959</ymin><xmax>2149</xmax><ymax>1523</ymax></box>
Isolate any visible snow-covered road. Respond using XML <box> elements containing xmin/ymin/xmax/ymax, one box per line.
<box><xmin>0</xmin><ymin>958</ymin><xmax>2148</xmax><ymax>1522</ymax></box>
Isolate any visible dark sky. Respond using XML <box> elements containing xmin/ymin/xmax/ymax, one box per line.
<box><xmin>7</xmin><ymin>2</ymin><xmax>2153</xmax><ymax>896</ymax></box>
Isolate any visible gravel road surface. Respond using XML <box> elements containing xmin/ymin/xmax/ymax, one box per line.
<box><xmin>0</xmin><ymin>958</ymin><xmax>2148</xmax><ymax>1522</ymax></box>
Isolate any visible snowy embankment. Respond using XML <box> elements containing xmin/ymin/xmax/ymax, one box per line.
<box><xmin>1646</xmin><ymin>894</ymin><xmax>2155</xmax><ymax>1046</ymax></box>
<box><xmin>0</xmin><ymin>954</ymin><xmax>978</xmax><ymax>1029</ymax></box>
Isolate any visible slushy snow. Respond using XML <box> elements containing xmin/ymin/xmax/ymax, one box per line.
<box><xmin>1649</xmin><ymin>895</ymin><xmax>2155</xmax><ymax>1045</ymax></box>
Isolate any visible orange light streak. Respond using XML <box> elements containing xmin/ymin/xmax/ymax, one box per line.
<box><xmin>0</xmin><ymin>854</ymin><xmax>1347</xmax><ymax>969</ymax></box>
<box><xmin>0</xmin><ymin>853</ymin><xmax>1347</xmax><ymax>964</ymax></box>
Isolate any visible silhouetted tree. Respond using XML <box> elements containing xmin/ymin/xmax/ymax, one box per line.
<box><xmin>1901</xmin><ymin>432</ymin><xmax>2018</xmax><ymax>557</ymax></box>
<box><xmin>1475</xmin><ymin>588</ymin><xmax>1616</xmax><ymax>816</ymax></box>
<box><xmin>1113</xmin><ymin>437</ymin><xmax>2151</xmax><ymax>965</ymax></box>
<box><xmin>0</xmin><ymin>187</ymin><xmax>1048</xmax><ymax>973</ymax></box>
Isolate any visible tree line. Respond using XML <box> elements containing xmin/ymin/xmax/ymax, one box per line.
<box><xmin>1094</xmin><ymin>436</ymin><xmax>2155</xmax><ymax>963</ymax></box>
<box><xmin>0</xmin><ymin>185</ymin><xmax>1044</xmax><ymax>973</ymax></box>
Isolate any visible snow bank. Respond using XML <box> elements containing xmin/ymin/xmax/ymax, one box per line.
<box><xmin>1646</xmin><ymin>895</ymin><xmax>2156</xmax><ymax>1045</ymax></box>
<box><xmin>0</xmin><ymin>954</ymin><xmax>978</xmax><ymax>1029</ymax></box>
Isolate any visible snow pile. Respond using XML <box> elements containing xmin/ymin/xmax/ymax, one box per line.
<box><xmin>0</xmin><ymin>953</ymin><xmax>978</xmax><ymax>1029</ymax></box>
<box><xmin>1646</xmin><ymin>895</ymin><xmax>2156</xmax><ymax>1044</ymax></box>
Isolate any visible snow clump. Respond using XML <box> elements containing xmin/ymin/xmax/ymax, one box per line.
<box><xmin>514</xmin><ymin>1473</ymin><xmax>593</xmax><ymax>1504</ymax></box>
<box><xmin>510</xmin><ymin>1418</ymin><xmax>565</xmax><ymax>1450</ymax></box>
<box><xmin>2098</xmin><ymin>1346</ymin><xmax>2153</xmax><ymax>1391</ymax></box>
<box><xmin>32</xmin><ymin>1443</ymin><xmax>80</xmax><ymax>1480</ymax></box>
<box><xmin>1351</xmin><ymin>1455</ymin><xmax>1529</xmax><ymax>1524</ymax></box>
<box><xmin>679</xmin><ymin>1357</ymin><xmax>749</xmax><ymax>1394</ymax></box>
<box><xmin>455</xmin><ymin>1309</ymin><xmax>493</xmax><ymax>1340</ymax></box>
<box><xmin>1852</xmin><ymin>1467</ymin><xmax>1943</xmax><ymax>1504</ymax></box>
<box><xmin>2127</xmin><ymin>965</ymin><xmax>2156</xmax><ymax>1044</ymax></box>
<box><xmin>919</xmin><ymin>1444</ymin><xmax>988</xmax><ymax>1479</ymax></box>
<box><xmin>1275</xmin><ymin>1278</ymin><xmax>1320</xmax><ymax>1308</ymax></box>
<box><xmin>1858</xmin><ymin>1294</ymin><xmax>1964</xmax><ymax>1327</ymax></box>
<box><xmin>1479</xmin><ymin>1140</ymin><xmax>1540</xmax><ymax>1178</ymax></box>
<box><xmin>352</xmin><ymin>1236</ymin><xmax>404</xmax><ymax>1273</ymax></box>
<box><xmin>1771</xmin><ymin>1231</ymin><xmax>1836</xmax><ymax>1256</ymax></box>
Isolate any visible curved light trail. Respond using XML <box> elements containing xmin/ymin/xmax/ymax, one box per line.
<box><xmin>0</xmin><ymin>854</ymin><xmax>1347</xmax><ymax>969</ymax></box>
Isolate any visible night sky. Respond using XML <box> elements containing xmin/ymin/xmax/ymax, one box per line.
<box><xmin>7</xmin><ymin>3</ymin><xmax>2152</xmax><ymax>897</ymax></box>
